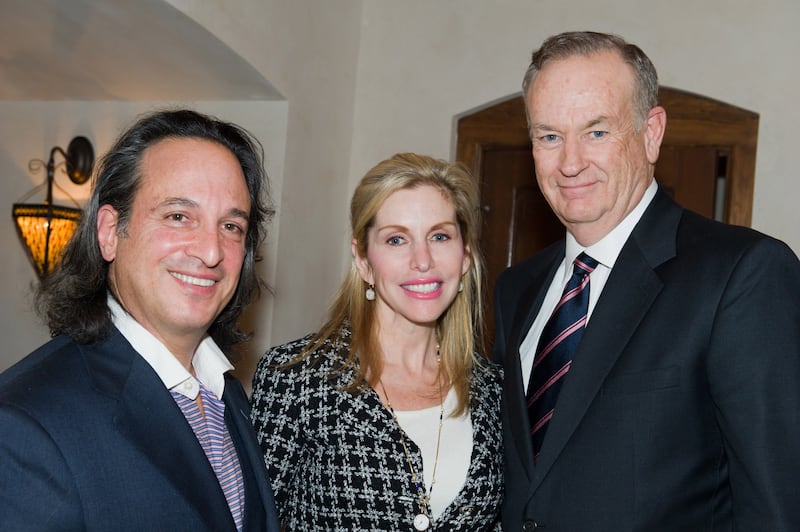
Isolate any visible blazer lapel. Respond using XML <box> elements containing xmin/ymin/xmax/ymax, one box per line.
<box><xmin>222</xmin><ymin>376</ymin><xmax>280</xmax><ymax>530</ymax></box>
<box><xmin>531</xmin><ymin>188</ymin><xmax>681</xmax><ymax>487</ymax></box>
<box><xmin>505</xmin><ymin>246</ymin><xmax>564</xmax><ymax>482</ymax></box>
<box><xmin>84</xmin><ymin>330</ymin><xmax>235</xmax><ymax>531</ymax></box>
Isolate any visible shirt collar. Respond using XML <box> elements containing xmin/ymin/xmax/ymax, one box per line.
<box><xmin>566</xmin><ymin>179</ymin><xmax>658</xmax><ymax>271</ymax></box>
<box><xmin>108</xmin><ymin>294</ymin><xmax>233</xmax><ymax>400</ymax></box>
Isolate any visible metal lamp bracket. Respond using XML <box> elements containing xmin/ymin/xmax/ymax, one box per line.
<box><xmin>63</xmin><ymin>136</ymin><xmax>94</xmax><ymax>185</ymax></box>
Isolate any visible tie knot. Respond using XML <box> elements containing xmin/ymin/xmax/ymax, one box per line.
<box><xmin>573</xmin><ymin>252</ymin><xmax>599</xmax><ymax>276</ymax></box>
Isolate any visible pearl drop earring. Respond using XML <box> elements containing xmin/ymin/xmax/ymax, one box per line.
<box><xmin>366</xmin><ymin>285</ymin><xmax>376</xmax><ymax>301</ymax></box>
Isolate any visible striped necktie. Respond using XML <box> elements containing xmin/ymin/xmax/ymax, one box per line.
<box><xmin>171</xmin><ymin>382</ymin><xmax>246</xmax><ymax>531</ymax></box>
<box><xmin>527</xmin><ymin>252</ymin><xmax>599</xmax><ymax>460</ymax></box>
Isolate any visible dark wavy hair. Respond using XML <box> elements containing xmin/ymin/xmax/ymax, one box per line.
<box><xmin>35</xmin><ymin>108</ymin><xmax>274</xmax><ymax>353</ymax></box>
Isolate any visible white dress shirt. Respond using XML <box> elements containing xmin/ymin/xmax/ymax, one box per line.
<box><xmin>108</xmin><ymin>295</ymin><xmax>233</xmax><ymax>400</ymax></box>
<box><xmin>520</xmin><ymin>180</ymin><xmax>658</xmax><ymax>392</ymax></box>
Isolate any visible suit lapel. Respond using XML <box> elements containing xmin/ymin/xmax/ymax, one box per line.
<box><xmin>222</xmin><ymin>376</ymin><xmax>279</xmax><ymax>530</ymax></box>
<box><xmin>530</xmin><ymin>188</ymin><xmax>682</xmax><ymax>487</ymax></box>
<box><xmin>84</xmin><ymin>329</ymin><xmax>235</xmax><ymax>531</ymax></box>
<box><xmin>505</xmin><ymin>246</ymin><xmax>564</xmax><ymax>481</ymax></box>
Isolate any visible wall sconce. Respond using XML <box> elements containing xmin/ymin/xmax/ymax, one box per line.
<box><xmin>12</xmin><ymin>136</ymin><xmax>94</xmax><ymax>279</ymax></box>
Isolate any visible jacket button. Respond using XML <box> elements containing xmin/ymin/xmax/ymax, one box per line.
<box><xmin>522</xmin><ymin>520</ymin><xmax>539</xmax><ymax>531</ymax></box>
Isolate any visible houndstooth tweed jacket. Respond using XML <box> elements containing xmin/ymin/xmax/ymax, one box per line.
<box><xmin>251</xmin><ymin>330</ymin><xmax>503</xmax><ymax>531</ymax></box>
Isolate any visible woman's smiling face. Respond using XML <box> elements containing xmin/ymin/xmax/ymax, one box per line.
<box><xmin>354</xmin><ymin>184</ymin><xmax>470</xmax><ymax>330</ymax></box>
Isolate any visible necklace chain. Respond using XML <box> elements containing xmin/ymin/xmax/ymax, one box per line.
<box><xmin>379</xmin><ymin>347</ymin><xmax>444</xmax><ymax>530</ymax></box>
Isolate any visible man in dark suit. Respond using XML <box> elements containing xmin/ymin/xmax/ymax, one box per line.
<box><xmin>0</xmin><ymin>109</ymin><xmax>280</xmax><ymax>531</ymax></box>
<box><xmin>494</xmin><ymin>31</ymin><xmax>800</xmax><ymax>531</ymax></box>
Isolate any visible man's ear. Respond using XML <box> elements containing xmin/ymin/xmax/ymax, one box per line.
<box><xmin>97</xmin><ymin>205</ymin><xmax>120</xmax><ymax>261</ymax></box>
<box><xmin>643</xmin><ymin>106</ymin><xmax>667</xmax><ymax>164</ymax></box>
<box><xmin>351</xmin><ymin>238</ymin><xmax>373</xmax><ymax>284</ymax></box>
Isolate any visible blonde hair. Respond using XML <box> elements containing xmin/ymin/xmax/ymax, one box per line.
<box><xmin>304</xmin><ymin>152</ymin><xmax>484</xmax><ymax>416</ymax></box>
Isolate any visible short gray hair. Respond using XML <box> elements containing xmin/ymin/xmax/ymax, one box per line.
<box><xmin>522</xmin><ymin>31</ymin><xmax>659</xmax><ymax>131</ymax></box>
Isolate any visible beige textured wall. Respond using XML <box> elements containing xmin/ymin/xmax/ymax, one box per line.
<box><xmin>349</xmin><ymin>0</ymin><xmax>800</xmax><ymax>251</ymax></box>
<box><xmin>3</xmin><ymin>1</ymin><xmax>798</xmax><ymax>389</ymax></box>
<box><xmin>168</xmin><ymin>1</ymin><xmax>364</xmax><ymax>382</ymax></box>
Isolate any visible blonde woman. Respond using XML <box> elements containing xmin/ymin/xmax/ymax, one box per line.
<box><xmin>251</xmin><ymin>153</ymin><xmax>502</xmax><ymax>531</ymax></box>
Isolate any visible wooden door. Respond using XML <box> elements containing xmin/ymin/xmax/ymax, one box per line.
<box><xmin>456</xmin><ymin>87</ymin><xmax>759</xmax><ymax>353</ymax></box>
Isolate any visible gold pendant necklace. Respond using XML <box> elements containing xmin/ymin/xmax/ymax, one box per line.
<box><xmin>379</xmin><ymin>348</ymin><xmax>444</xmax><ymax>531</ymax></box>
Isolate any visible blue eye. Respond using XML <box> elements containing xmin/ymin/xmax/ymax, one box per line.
<box><xmin>431</xmin><ymin>233</ymin><xmax>450</xmax><ymax>242</ymax></box>
<box><xmin>387</xmin><ymin>236</ymin><xmax>404</xmax><ymax>245</ymax></box>
<box><xmin>590</xmin><ymin>131</ymin><xmax>607</xmax><ymax>139</ymax></box>
<box><xmin>543</xmin><ymin>134</ymin><xmax>558</xmax><ymax>142</ymax></box>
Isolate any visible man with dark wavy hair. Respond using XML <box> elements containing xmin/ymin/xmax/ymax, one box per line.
<box><xmin>494</xmin><ymin>31</ymin><xmax>800</xmax><ymax>530</ymax></box>
<box><xmin>0</xmin><ymin>109</ymin><xmax>279</xmax><ymax>531</ymax></box>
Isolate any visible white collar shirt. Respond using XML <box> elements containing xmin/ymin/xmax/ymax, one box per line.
<box><xmin>519</xmin><ymin>180</ymin><xmax>658</xmax><ymax>392</ymax></box>
<box><xmin>108</xmin><ymin>295</ymin><xmax>233</xmax><ymax>400</ymax></box>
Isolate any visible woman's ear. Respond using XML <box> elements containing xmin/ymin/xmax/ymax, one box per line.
<box><xmin>352</xmin><ymin>238</ymin><xmax>373</xmax><ymax>284</ymax></box>
<box><xmin>97</xmin><ymin>205</ymin><xmax>120</xmax><ymax>261</ymax></box>
<box><xmin>461</xmin><ymin>244</ymin><xmax>472</xmax><ymax>276</ymax></box>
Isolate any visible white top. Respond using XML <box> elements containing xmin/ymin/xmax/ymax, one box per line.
<box><xmin>394</xmin><ymin>387</ymin><xmax>473</xmax><ymax>519</ymax></box>
<box><xmin>520</xmin><ymin>180</ymin><xmax>658</xmax><ymax>393</ymax></box>
<box><xmin>108</xmin><ymin>295</ymin><xmax>233</xmax><ymax>400</ymax></box>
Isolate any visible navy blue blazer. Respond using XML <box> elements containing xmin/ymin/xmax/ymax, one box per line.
<box><xmin>0</xmin><ymin>327</ymin><xmax>279</xmax><ymax>531</ymax></box>
<box><xmin>494</xmin><ymin>188</ymin><xmax>800</xmax><ymax>531</ymax></box>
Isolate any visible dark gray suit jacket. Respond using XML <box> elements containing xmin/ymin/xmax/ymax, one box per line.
<box><xmin>0</xmin><ymin>327</ymin><xmax>280</xmax><ymax>531</ymax></box>
<box><xmin>494</xmin><ymin>188</ymin><xmax>800</xmax><ymax>531</ymax></box>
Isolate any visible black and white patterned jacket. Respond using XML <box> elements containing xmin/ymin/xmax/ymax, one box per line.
<box><xmin>251</xmin><ymin>330</ymin><xmax>504</xmax><ymax>531</ymax></box>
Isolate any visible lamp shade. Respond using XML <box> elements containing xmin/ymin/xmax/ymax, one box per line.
<box><xmin>12</xmin><ymin>136</ymin><xmax>94</xmax><ymax>279</ymax></box>
<box><xmin>12</xmin><ymin>203</ymin><xmax>82</xmax><ymax>279</ymax></box>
